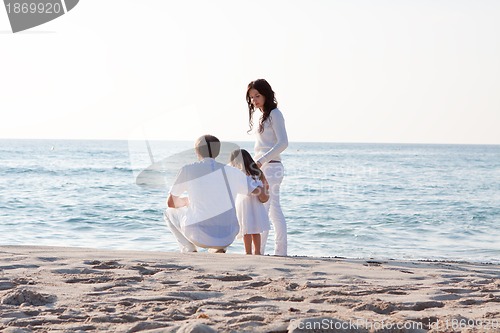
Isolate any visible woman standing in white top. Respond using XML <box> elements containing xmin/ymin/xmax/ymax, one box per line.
<box><xmin>246</xmin><ymin>79</ymin><xmax>289</xmax><ymax>256</ymax></box>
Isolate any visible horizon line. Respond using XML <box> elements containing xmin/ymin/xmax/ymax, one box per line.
<box><xmin>0</xmin><ymin>137</ymin><xmax>499</xmax><ymax>146</ymax></box>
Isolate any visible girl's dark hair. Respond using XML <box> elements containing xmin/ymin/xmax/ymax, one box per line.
<box><xmin>246</xmin><ymin>79</ymin><xmax>278</xmax><ymax>133</ymax></box>
<box><xmin>229</xmin><ymin>149</ymin><xmax>262</xmax><ymax>178</ymax></box>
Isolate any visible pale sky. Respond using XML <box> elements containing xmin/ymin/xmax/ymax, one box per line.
<box><xmin>1</xmin><ymin>0</ymin><xmax>499</xmax><ymax>144</ymax></box>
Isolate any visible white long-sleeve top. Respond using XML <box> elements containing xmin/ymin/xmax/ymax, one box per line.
<box><xmin>254</xmin><ymin>108</ymin><xmax>288</xmax><ymax>165</ymax></box>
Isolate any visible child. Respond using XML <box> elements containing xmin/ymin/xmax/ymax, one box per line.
<box><xmin>230</xmin><ymin>149</ymin><xmax>270</xmax><ymax>255</ymax></box>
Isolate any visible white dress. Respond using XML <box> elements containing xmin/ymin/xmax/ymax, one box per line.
<box><xmin>236</xmin><ymin>177</ymin><xmax>271</xmax><ymax>237</ymax></box>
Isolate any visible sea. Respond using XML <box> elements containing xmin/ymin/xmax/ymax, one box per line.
<box><xmin>1</xmin><ymin>139</ymin><xmax>499</xmax><ymax>263</ymax></box>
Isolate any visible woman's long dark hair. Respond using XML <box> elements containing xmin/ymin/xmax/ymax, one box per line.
<box><xmin>229</xmin><ymin>149</ymin><xmax>262</xmax><ymax>178</ymax></box>
<box><xmin>246</xmin><ymin>79</ymin><xmax>278</xmax><ymax>133</ymax></box>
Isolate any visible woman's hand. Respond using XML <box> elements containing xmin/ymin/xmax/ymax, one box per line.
<box><xmin>257</xmin><ymin>173</ymin><xmax>270</xmax><ymax>203</ymax></box>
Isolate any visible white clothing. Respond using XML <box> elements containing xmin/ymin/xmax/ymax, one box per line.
<box><xmin>259</xmin><ymin>162</ymin><xmax>287</xmax><ymax>256</ymax></box>
<box><xmin>164</xmin><ymin>208</ymin><xmax>197</xmax><ymax>253</ymax></box>
<box><xmin>236</xmin><ymin>177</ymin><xmax>270</xmax><ymax>237</ymax></box>
<box><xmin>165</xmin><ymin>158</ymin><xmax>258</xmax><ymax>251</ymax></box>
<box><xmin>253</xmin><ymin>108</ymin><xmax>288</xmax><ymax>256</ymax></box>
<box><xmin>254</xmin><ymin>108</ymin><xmax>288</xmax><ymax>165</ymax></box>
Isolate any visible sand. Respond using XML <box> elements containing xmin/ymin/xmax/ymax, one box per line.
<box><xmin>0</xmin><ymin>245</ymin><xmax>499</xmax><ymax>332</ymax></box>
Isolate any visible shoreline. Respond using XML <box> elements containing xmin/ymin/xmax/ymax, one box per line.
<box><xmin>4</xmin><ymin>243</ymin><xmax>499</xmax><ymax>266</ymax></box>
<box><xmin>1</xmin><ymin>245</ymin><xmax>499</xmax><ymax>332</ymax></box>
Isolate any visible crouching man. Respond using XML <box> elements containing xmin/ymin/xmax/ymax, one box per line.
<box><xmin>164</xmin><ymin>134</ymin><xmax>262</xmax><ymax>253</ymax></box>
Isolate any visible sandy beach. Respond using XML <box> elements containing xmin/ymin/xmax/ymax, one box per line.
<box><xmin>0</xmin><ymin>246</ymin><xmax>498</xmax><ymax>332</ymax></box>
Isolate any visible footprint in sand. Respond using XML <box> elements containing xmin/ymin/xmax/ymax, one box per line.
<box><xmin>431</xmin><ymin>293</ymin><xmax>463</xmax><ymax>301</ymax></box>
<box><xmin>439</xmin><ymin>274</ymin><xmax>468</xmax><ymax>283</ymax></box>
<box><xmin>441</xmin><ymin>288</ymin><xmax>475</xmax><ymax>294</ymax></box>
<box><xmin>194</xmin><ymin>274</ymin><xmax>253</xmax><ymax>282</ymax></box>
<box><xmin>64</xmin><ymin>275</ymin><xmax>113</xmax><ymax>284</ymax></box>
<box><xmin>0</xmin><ymin>277</ymin><xmax>35</xmax><ymax>291</ymax></box>
<box><xmin>151</xmin><ymin>263</ymin><xmax>194</xmax><ymax>271</ymax></box>
<box><xmin>129</xmin><ymin>264</ymin><xmax>160</xmax><ymax>276</ymax></box>
<box><xmin>36</xmin><ymin>257</ymin><xmax>59</xmax><ymax>262</ymax></box>
<box><xmin>84</xmin><ymin>260</ymin><xmax>123</xmax><ymax>270</ymax></box>
<box><xmin>192</xmin><ymin>281</ymin><xmax>211</xmax><ymax>289</ymax></box>
<box><xmin>159</xmin><ymin>279</ymin><xmax>182</xmax><ymax>286</ymax></box>
<box><xmin>247</xmin><ymin>281</ymin><xmax>270</xmax><ymax>288</ymax></box>
<box><xmin>228</xmin><ymin>314</ymin><xmax>266</xmax><ymax>324</ymax></box>
<box><xmin>0</xmin><ymin>279</ymin><xmax>15</xmax><ymax>291</ymax></box>
<box><xmin>273</xmin><ymin>267</ymin><xmax>292</xmax><ymax>273</ymax></box>
<box><xmin>52</xmin><ymin>267</ymin><xmax>99</xmax><ymax>275</ymax></box>
<box><xmin>246</xmin><ymin>296</ymin><xmax>267</xmax><ymax>302</ymax></box>
<box><xmin>354</xmin><ymin>300</ymin><xmax>445</xmax><ymax>314</ymax></box>
<box><xmin>0</xmin><ymin>264</ymin><xmax>40</xmax><ymax>270</ymax></box>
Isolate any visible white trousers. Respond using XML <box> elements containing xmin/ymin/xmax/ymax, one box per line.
<box><xmin>260</xmin><ymin>162</ymin><xmax>287</xmax><ymax>256</ymax></box>
<box><xmin>163</xmin><ymin>207</ymin><xmax>197</xmax><ymax>253</ymax></box>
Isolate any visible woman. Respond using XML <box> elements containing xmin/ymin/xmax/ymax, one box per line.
<box><xmin>246</xmin><ymin>79</ymin><xmax>288</xmax><ymax>256</ymax></box>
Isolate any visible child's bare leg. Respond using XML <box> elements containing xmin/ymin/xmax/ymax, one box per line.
<box><xmin>252</xmin><ymin>234</ymin><xmax>262</xmax><ymax>255</ymax></box>
<box><xmin>243</xmin><ymin>234</ymin><xmax>253</xmax><ymax>254</ymax></box>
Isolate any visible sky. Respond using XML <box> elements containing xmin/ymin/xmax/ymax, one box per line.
<box><xmin>1</xmin><ymin>0</ymin><xmax>499</xmax><ymax>144</ymax></box>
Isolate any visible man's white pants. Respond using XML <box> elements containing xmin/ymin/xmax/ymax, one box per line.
<box><xmin>260</xmin><ymin>162</ymin><xmax>287</xmax><ymax>256</ymax></box>
<box><xmin>163</xmin><ymin>207</ymin><xmax>197</xmax><ymax>253</ymax></box>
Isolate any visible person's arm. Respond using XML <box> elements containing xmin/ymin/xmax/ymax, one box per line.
<box><xmin>166</xmin><ymin>166</ymin><xmax>189</xmax><ymax>208</ymax></box>
<box><xmin>256</xmin><ymin>173</ymin><xmax>269</xmax><ymax>203</ymax></box>
<box><xmin>256</xmin><ymin>109</ymin><xmax>288</xmax><ymax>166</ymax></box>
<box><xmin>167</xmin><ymin>194</ymin><xmax>189</xmax><ymax>208</ymax></box>
<box><xmin>250</xmin><ymin>186</ymin><xmax>264</xmax><ymax>199</ymax></box>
